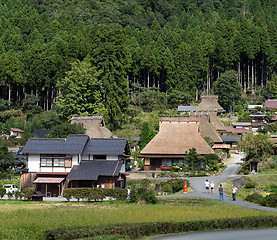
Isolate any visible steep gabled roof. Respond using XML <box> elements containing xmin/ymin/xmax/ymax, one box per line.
<box><xmin>194</xmin><ymin>95</ymin><xmax>224</xmax><ymax>112</ymax></box>
<box><xmin>83</xmin><ymin>138</ymin><xmax>130</xmax><ymax>155</ymax></box>
<box><xmin>140</xmin><ymin>116</ymin><xmax>214</xmax><ymax>156</ymax></box>
<box><xmin>71</xmin><ymin>115</ymin><xmax>113</xmax><ymax>138</ymax></box>
<box><xmin>67</xmin><ymin>160</ymin><xmax>122</xmax><ymax>180</ymax></box>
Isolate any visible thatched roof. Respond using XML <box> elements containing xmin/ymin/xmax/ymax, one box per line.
<box><xmin>195</xmin><ymin>95</ymin><xmax>224</xmax><ymax>112</ymax></box>
<box><xmin>140</xmin><ymin>116</ymin><xmax>214</xmax><ymax>156</ymax></box>
<box><xmin>71</xmin><ymin>115</ymin><xmax>113</xmax><ymax>138</ymax></box>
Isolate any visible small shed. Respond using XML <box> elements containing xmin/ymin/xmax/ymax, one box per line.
<box><xmin>247</xmin><ymin>158</ymin><xmax>261</xmax><ymax>173</ymax></box>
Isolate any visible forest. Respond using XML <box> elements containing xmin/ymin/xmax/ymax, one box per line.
<box><xmin>0</xmin><ymin>0</ymin><xmax>277</xmax><ymax>128</ymax></box>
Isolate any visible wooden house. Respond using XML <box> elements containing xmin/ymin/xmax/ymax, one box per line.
<box><xmin>139</xmin><ymin>116</ymin><xmax>214</xmax><ymax>170</ymax></box>
<box><xmin>21</xmin><ymin>134</ymin><xmax>130</xmax><ymax>196</ymax></box>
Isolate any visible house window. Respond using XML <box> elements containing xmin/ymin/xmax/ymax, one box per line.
<box><xmin>93</xmin><ymin>155</ymin><xmax>106</xmax><ymax>160</ymax></box>
<box><xmin>162</xmin><ymin>159</ymin><xmax>172</xmax><ymax>166</ymax></box>
<box><xmin>40</xmin><ymin>154</ymin><xmax>70</xmax><ymax>167</ymax></box>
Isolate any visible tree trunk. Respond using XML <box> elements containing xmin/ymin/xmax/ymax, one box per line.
<box><xmin>147</xmin><ymin>70</ymin><xmax>150</xmax><ymax>88</ymax></box>
<box><xmin>252</xmin><ymin>60</ymin><xmax>254</xmax><ymax>94</ymax></box>
<box><xmin>8</xmin><ymin>84</ymin><xmax>11</xmax><ymax>103</ymax></box>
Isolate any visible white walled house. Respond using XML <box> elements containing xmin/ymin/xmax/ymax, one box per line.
<box><xmin>21</xmin><ymin>135</ymin><xmax>130</xmax><ymax>196</ymax></box>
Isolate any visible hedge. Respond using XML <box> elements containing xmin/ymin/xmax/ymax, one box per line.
<box><xmin>62</xmin><ymin>188</ymin><xmax>127</xmax><ymax>202</ymax></box>
<box><xmin>45</xmin><ymin>216</ymin><xmax>277</xmax><ymax>240</ymax></box>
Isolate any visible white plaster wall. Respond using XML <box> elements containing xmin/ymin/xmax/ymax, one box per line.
<box><xmin>106</xmin><ymin>155</ymin><xmax>118</xmax><ymax>161</ymax></box>
<box><xmin>27</xmin><ymin>154</ymin><xmax>40</xmax><ymax>172</ymax></box>
<box><xmin>81</xmin><ymin>154</ymin><xmax>89</xmax><ymax>161</ymax></box>
<box><xmin>72</xmin><ymin>155</ymin><xmax>79</xmax><ymax>166</ymax></box>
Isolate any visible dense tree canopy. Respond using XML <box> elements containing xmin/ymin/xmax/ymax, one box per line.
<box><xmin>0</xmin><ymin>0</ymin><xmax>276</xmax><ymax>127</ymax></box>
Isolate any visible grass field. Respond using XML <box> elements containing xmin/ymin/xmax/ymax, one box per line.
<box><xmin>0</xmin><ymin>197</ymin><xmax>276</xmax><ymax>240</ymax></box>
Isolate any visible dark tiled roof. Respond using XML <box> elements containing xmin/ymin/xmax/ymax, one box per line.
<box><xmin>83</xmin><ymin>138</ymin><xmax>128</xmax><ymax>155</ymax></box>
<box><xmin>221</xmin><ymin>135</ymin><xmax>242</xmax><ymax>142</ymax></box>
<box><xmin>67</xmin><ymin>160</ymin><xmax>122</xmax><ymax>180</ymax></box>
<box><xmin>33</xmin><ymin>129</ymin><xmax>50</xmax><ymax>138</ymax></box>
<box><xmin>22</xmin><ymin>135</ymin><xmax>89</xmax><ymax>154</ymax></box>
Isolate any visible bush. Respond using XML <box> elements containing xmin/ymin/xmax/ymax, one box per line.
<box><xmin>63</xmin><ymin>188</ymin><xmax>74</xmax><ymax>202</ymax></box>
<box><xmin>162</xmin><ymin>184</ymin><xmax>172</xmax><ymax>193</ymax></box>
<box><xmin>45</xmin><ymin>216</ymin><xmax>277</xmax><ymax>240</ymax></box>
<box><xmin>244</xmin><ymin>181</ymin><xmax>256</xmax><ymax>189</ymax></box>
<box><xmin>23</xmin><ymin>187</ymin><xmax>35</xmax><ymax>201</ymax></box>
<box><xmin>129</xmin><ymin>189</ymin><xmax>139</xmax><ymax>203</ymax></box>
<box><xmin>112</xmin><ymin>188</ymin><xmax>127</xmax><ymax>200</ymax></box>
<box><xmin>264</xmin><ymin>193</ymin><xmax>277</xmax><ymax>208</ymax></box>
<box><xmin>245</xmin><ymin>193</ymin><xmax>264</xmax><ymax>205</ymax></box>
<box><xmin>0</xmin><ymin>188</ymin><xmax>5</xmax><ymax>199</ymax></box>
<box><xmin>14</xmin><ymin>191</ymin><xmax>21</xmax><ymax>200</ymax></box>
<box><xmin>7</xmin><ymin>191</ymin><xmax>13</xmax><ymax>200</ymax></box>
<box><xmin>140</xmin><ymin>190</ymin><xmax>157</xmax><ymax>204</ymax></box>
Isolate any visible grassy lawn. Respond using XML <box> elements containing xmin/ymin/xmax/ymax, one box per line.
<box><xmin>222</xmin><ymin>171</ymin><xmax>277</xmax><ymax>199</ymax></box>
<box><xmin>0</xmin><ymin>197</ymin><xmax>276</xmax><ymax>240</ymax></box>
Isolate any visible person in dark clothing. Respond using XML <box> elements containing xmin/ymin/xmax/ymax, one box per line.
<box><xmin>218</xmin><ymin>184</ymin><xmax>224</xmax><ymax>201</ymax></box>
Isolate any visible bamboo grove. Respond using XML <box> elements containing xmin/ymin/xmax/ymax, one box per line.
<box><xmin>0</xmin><ymin>0</ymin><xmax>277</xmax><ymax>124</ymax></box>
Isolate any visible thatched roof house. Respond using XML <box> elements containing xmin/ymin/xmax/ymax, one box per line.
<box><xmin>139</xmin><ymin>116</ymin><xmax>214</xmax><ymax>170</ymax></box>
<box><xmin>194</xmin><ymin>95</ymin><xmax>225</xmax><ymax>112</ymax></box>
<box><xmin>71</xmin><ymin>116</ymin><xmax>113</xmax><ymax>138</ymax></box>
<box><xmin>190</xmin><ymin>95</ymin><xmax>226</xmax><ymax>143</ymax></box>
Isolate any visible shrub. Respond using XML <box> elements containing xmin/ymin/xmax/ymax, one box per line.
<box><xmin>162</xmin><ymin>184</ymin><xmax>172</xmax><ymax>193</ymax></box>
<box><xmin>14</xmin><ymin>191</ymin><xmax>21</xmax><ymax>200</ymax></box>
<box><xmin>7</xmin><ymin>191</ymin><xmax>13</xmax><ymax>200</ymax></box>
<box><xmin>45</xmin><ymin>216</ymin><xmax>277</xmax><ymax>240</ymax></box>
<box><xmin>23</xmin><ymin>187</ymin><xmax>35</xmax><ymax>201</ymax></box>
<box><xmin>245</xmin><ymin>193</ymin><xmax>264</xmax><ymax>205</ymax></box>
<box><xmin>264</xmin><ymin>193</ymin><xmax>277</xmax><ymax>208</ymax></box>
<box><xmin>140</xmin><ymin>190</ymin><xmax>157</xmax><ymax>204</ymax></box>
<box><xmin>129</xmin><ymin>189</ymin><xmax>139</xmax><ymax>203</ymax></box>
<box><xmin>112</xmin><ymin>188</ymin><xmax>127</xmax><ymax>200</ymax></box>
<box><xmin>63</xmin><ymin>188</ymin><xmax>73</xmax><ymax>202</ymax></box>
<box><xmin>0</xmin><ymin>188</ymin><xmax>5</xmax><ymax>199</ymax></box>
<box><xmin>244</xmin><ymin>181</ymin><xmax>256</xmax><ymax>189</ymax></box>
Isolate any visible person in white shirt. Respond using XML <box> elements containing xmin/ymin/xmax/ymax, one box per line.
<box><xmin>210</xmin><ymin>181</ymin><xmax>215</xmax><ymax>194</ymax></box>
<box><xmin>232</xmin><ymin>185</ymin><xmax>238</xmax><ymax>201</ymax></box>
<box><xmin>205</xmin><ymin>180</ymin><xmax>210</xmax><ymax>193</ymax></box>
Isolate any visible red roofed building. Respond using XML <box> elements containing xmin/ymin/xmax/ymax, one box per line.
<box><xmin>265</xmin><ymin>100</ymin><xmax>277</xmax><ymax>111</ymax></box>
<box><xmin>223</xmin><ymin>126</ymin><xmax>252</xmax><ymax>134</ymax></box>
<box><xmin>10</xmin><ymin>128</ymin><xmax>25</xmax><ymax>138</ymax></box>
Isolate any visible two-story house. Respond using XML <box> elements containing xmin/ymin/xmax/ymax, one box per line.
<box><xmin>20</xmin><ymin>134</ymin><xmax>130</xmax><ymax>197</ymax></box>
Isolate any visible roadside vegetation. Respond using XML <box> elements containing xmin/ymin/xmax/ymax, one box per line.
<box><xmin>223</xmin><ymin>164</ymin><xmax>277</xmax><ymax>207</ymax></box>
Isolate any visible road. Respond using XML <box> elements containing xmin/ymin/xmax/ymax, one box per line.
<box><xmin>150</xmin><ymin>228</ymin><xmax>277</xmax><ymax>240</ymax></box>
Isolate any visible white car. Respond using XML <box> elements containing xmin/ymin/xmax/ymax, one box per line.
<box><xmin>3</xmin><ymin>184</ymin><xmax>19</xmax><ymax>193</ymax></box>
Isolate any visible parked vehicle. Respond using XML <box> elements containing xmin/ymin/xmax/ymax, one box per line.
<box><xmin>3</xmin><ymin>184</ymin><xmax>19</xmax><ymax>193</ymax></box>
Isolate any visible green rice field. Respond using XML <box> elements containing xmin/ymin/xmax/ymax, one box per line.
<box><xmin>0</xmin><ymin>197</ymin><xmax>276</xmax><ymax>240</ymax></box>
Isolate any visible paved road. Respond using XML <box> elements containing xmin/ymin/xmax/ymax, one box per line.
<box><xmin>160</xmin><ymin>153</ymin><xmax>277</xmax><ymax>212</ymax></box>
<box><xmin>150</xmin><ymin>228</ymin><xmax>277</xmax><ymax>240</ymax></box>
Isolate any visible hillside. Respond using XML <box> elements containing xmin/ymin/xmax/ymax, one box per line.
<box><xmin>0</xmin><ymin>0</ymin><xmax>276</xmax><ymax>127</ymax></box>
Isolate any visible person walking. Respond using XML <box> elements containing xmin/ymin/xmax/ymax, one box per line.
<box><xmin>205</xmin><ymin>180</ymin><xmax>210</xmax><ymax>193</ymax></box>
<box><xmin>210</xmin><ymin>181</ymin><xmax>215</xmax><ymax>194</ymax></box>
<box><xmin>218</xmin><ymin>184</ymin><xmax>224</xmax><ymax>200</ymax></box>
<box><xmin>232</xmin><ymin>185</ymin><xmax>238</xmax><ymax>201</ymax></box>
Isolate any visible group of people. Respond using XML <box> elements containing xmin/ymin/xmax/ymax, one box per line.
<box><xmin>205</xmin><ymin>180</ymin><xmax>238</xmax><ymax>201</ymax></box>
